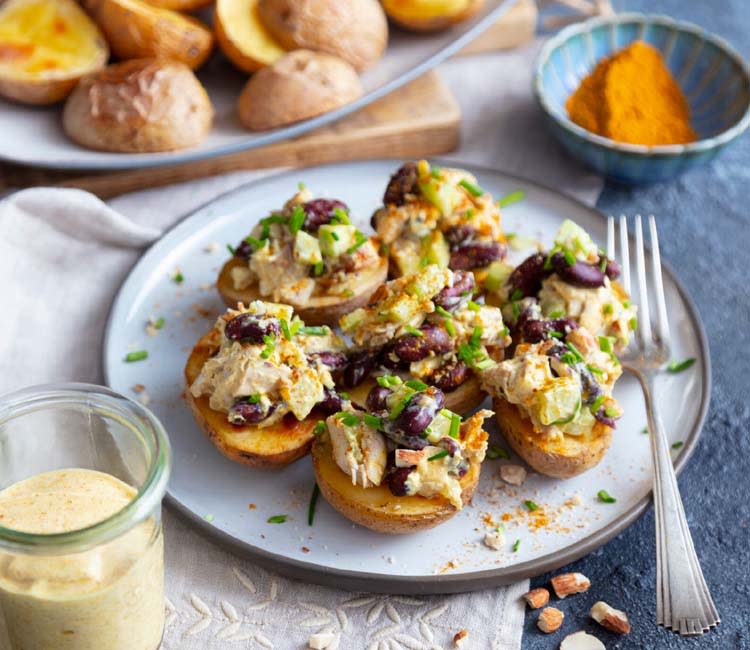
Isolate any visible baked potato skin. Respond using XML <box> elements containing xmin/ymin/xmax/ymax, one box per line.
<box><xmin>81</xmin><ymin>0</ymin><xmax>214</xmax><ymax>70</ymax></box>
<box><xmin>237</xmin><ymin>49</ymin><xmax>363</xmax><ymax>131</ymax></box>
<box><xmin>62</xmin><ymin>59</ymin><xmax>213</xmax><ymax>153</ymax></box>
<box><xmin>216</xmin><ymin>253</ymin><xmax>388</xmax><ymax>327</ymax></box>
<box><xmin>258</xmin><ymin>0</ymin><xmax>387</xmax><ymax>71</ymax></box>
<box><xmin>0</xmin><ymin>0</ymin><xmax>109</xmax><ymax>105</ymax></box>
<box><xmin>382</xmin><ymin>0</ymin><xmax>484</xmax><ymax>32</ymax></box>
<box><xmin>184</xmin><ymin>329</ymin><xmax>317</xmax><ymax>468</ymax></box>
<box><xmin>312</xmin><ymin>433</ymin><xmax>480</xmax><ymax>533</ymax></box>
<box><xmin>215</xmin><ymin>0</ymin><xmax>286</xmax><ymax>73</ymax></box>
<box><xmin>493</xmin><ymin>397</ymin><xmax>612</xmax><ymax>479</ymax></box>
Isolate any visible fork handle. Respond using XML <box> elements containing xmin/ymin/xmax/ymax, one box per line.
<box><xmin>643</xmin><ymin>374</ymin><xmax>719</xmax><ymax>635</ymax></box>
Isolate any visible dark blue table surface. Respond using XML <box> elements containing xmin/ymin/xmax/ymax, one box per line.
<box><xmin>523</xmin><ymin>1</ymin><xmax>750</xmax><ymax>649</ymax></box>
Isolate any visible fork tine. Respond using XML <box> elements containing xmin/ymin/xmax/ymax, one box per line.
<box><xmin>606</xmin><ymin>216</ymin><xmax>615</xmax><ymax>259</ymax></box>
<box><xmin>649</xmin><ymin>216</ymin><xmax>671</xmax><ymax>349</ymax></box>
<box><xmin>619</xmin><ymin>215</ymin><xmax>631</xmax><ymax>295</ymax></box>
<box><xmin>634</xmin><ymin>215</ymin><xmax>653</xmax><ymax>346</ymax></box>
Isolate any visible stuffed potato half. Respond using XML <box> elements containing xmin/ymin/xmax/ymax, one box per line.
<box><xmin>185</xmin><ymin>301</ymin><xmax>351</xmax><ymax>468</ymax></box>
<box><xmin>312</xmin><ymin>386</ymin><xmax>491</xmax><ymax>533</ymax></box>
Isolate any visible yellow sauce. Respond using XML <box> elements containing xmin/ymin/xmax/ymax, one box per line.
<box><xmin>0</xmin><ymin>469</ymin><xmax>164</xmax><ymax>650</ymax></box>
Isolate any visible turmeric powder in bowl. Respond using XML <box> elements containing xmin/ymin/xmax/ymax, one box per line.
<box><xmin>566</xmin><ymin>40</ymin><xmax>697</xmax><ymax>146</ymax></box>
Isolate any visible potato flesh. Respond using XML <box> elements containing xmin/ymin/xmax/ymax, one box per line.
<box><xmin>217</xmin><ymin>0</ymin><xmax>285</xmax><ymax>67</ymax></box>
<box><xmin>383</xmin><ymin>0</ymin><xmax>472</xmax><ymax>20</ymax></box>
<box><xmin>0</xmin><ymin>0</ymin><xmax>104</xmax><ymax>79</ymax></box>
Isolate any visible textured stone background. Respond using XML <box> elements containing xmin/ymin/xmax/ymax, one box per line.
<box><xmin>523</xmin><ymin>1</ymin><xmax>750</xmax><ymax>648</ymax></box>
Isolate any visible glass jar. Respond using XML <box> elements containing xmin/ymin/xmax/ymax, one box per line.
<box><xmin>0</xmin><ymin>383</ymin><xmax>172</xmax><ymax>650</ymax></box>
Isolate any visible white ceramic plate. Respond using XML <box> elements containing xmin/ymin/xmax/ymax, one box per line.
<box><xmin>103</xmin><ymin>160</ymin><xmax>710</xmax><ymax>593</ymax></box>
<box><xmin>0</xmin><ymin>1</ymin><xmax>514</xmax><ymax>171</ymax></box>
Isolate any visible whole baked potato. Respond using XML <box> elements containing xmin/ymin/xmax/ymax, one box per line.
<box><xmin>237</xmin><ymin>49</ymin><xmax>362</xmax><ymax>131</ymax></box>
<box><xmin>81</xmin><ymin>0</ymin><xmax>214</xmax><ymax>70</ymax></box>
<box><xmin>62</xmin><ymin>59</ymin><xmax>213</xmax><ymax>153</ymax></box>
<box><xmin>0</xmin><ymin>0</ymin><xmax>108</xmax><ymax>105</ymax></box>
<box><xmin>382</xmin><ymin>0</ymin><xmax>485</xmax><ymax>32</ymax></box>
<box><xmin>258</xmin><ymin>0</ymin><xmax>387</xmax><ymax>71</ymax></box>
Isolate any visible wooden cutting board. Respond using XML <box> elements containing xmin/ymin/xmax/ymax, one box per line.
<box><xmin>0</xmin><ymin>0</ymin><xmax>537</xmax><ymax>198</ymax></box>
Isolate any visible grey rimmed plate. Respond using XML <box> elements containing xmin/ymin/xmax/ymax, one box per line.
<box><xmin>103</xmin><ymin>159</ymin><xmax>710</xmax><ymax>594</ymax></box>
<box><xmin>0</xmin><ymin>1</ymin><xmax>514</xmax><ymax>171</ymax></box>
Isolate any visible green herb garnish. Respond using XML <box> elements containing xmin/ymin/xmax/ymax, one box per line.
<box><xmin>152</xmin><ymin>316</ymin><xmax>165</xmax><ymax>330</ymax></box>
<box><xmin>267</xmin><ymin>514</ymin><xmax>288</xmax><ymax>524</ymax></box>
<box><xmin>336</xmin><ymin>412</ymin><xmax>360</xmax><ymax>427</ymax></box>
<box><xmin>597</xmin><ymin>490</ymin><xmax>616</xmax><ymax>503</ymax></box>
<box><xmin>313</xmin><ymin>420</ymin><xmax>326</xmax><ymax>436</ymax></box>
<box><xmin>562</xmin><ymin>249</ymin><xmax>576</xmax><ymax>266</ymax></box>
<box><xmin>313</xmin><ymin>261</ymin><xmax>325</xmax><ymax>276</ymax></box>
<box><xmin>260</xmin><ymin>334</ymin><xmax>275</xmax><ymax>359</ymax></box>
<box><xmin>524</xmin><ymin>500</ymin><xmax>539</xmax><ymax>512</ymax></box>
<box><xmin>603</xmin><ymin>303</ymin><xmax>614</xmax><ymax>315</ymax></box>
<box><xmin>449</xmin><ymin>412</ymin><xmax>461</xmax><ymax>439</ymax></box>
<box><xmin>299</xmin><ymin>326</ymin><xmax>328</xmax><ymax>336</ymax></box>
<box><xmin>470</xmin><ymin>326</ymin><xmax>483</xmax><ymax>347</ymax></box>
<box><xmin>458</xmin><ymin>178</ymin><xmax>485</xmax><ymax>197</ymax></box>
<box><xmin>346</xmin><ymin>231</ymin><xmax>369</xmax><ymax>254</ymax></box>
<box><xmin>404</xmin><ymin>326</ymin><xmax>424</xmax><ymax>337</ymax></box>
<box><xmin>332</xmin><ymin>207</ymin><xmax>351</xmax><ymax>225</ymax></box>
<box><xmin>435</xmin><ymin>305</ymin><xmax>453</xmax><ymax>319</ymax></box>
<box><xmin>548</xmin><ymin>309</ymin><xmax>565</xmax><ymax>318</ymax></box>
<box><xmin>308</xmin><ymin>484</ymin><xmax>320</xmax><ymax>526</ymax></box>
<box><xmin>389</xmin><ymin>394</ymin><xmax>413</xmax><ymax>420</ymax></box>
<box><xmin>474</xmin><ymin>358</ymin><xmax>497</xmax><ymax>371</ymax></box>
<box><xmin>125</xmin><ymin>350</ymin><xmax>148</xmax><ymax>363</ymax></box>
<box><xmin>604</xmin><ymin>406</ymin><xmax>619</xmax><ymax>418</ymax></box>
<box><xmin>486</xmin><ymin>445</ymin><xmax>509</xmax><ymax>459</ymax></box>
<box><xmin>444</xmin><ymin>318</ymin><xmax>457</xmax><ymax>337</ymax></box>
<box><xmin>629</xmin><ymin>316</ymin><xmax>638</xmax><ymax>331</ymax></box>
<box><xmin>467</xmin><ymin>300</ymin><xmax>481</xmax><ymax>312</ymax></box>
<box><xmin>405</xmin><ymin>379</ymin><xmax>428</xmax><ymax>391</ymax></box>
<box><xmin>280</xmin><ymin>319</ymin><xmax>291</xmax><ymax>340</ymax></box>
<box><xmin>589</xmin><ymin>394</ymin><xmax>606</xmax><ymax>414</ymax></box>
<box><xmin>363</xmin><ymin>414</ymin><xmax>383</xmax><ymax>429</ymax></box>
<box><xmin>289</xmin><ymin>205</ymin><xmax>306</xmax><ymax>234</ymax></box>
<box><xmin>549</xmin><ymin>331</ymin><xmax>563</xmax><ymax>339</ymax></box>
<box><xmin>172</xmin><ymin>272</ymin><xmax>184</xmax><ymax>284</ymax></box>
<box><xmin>226</xmin><ymin>243</ymin><xmax>236</xmax><ymax>255</ymax></box>
<box><xmin>565</xmin><ymin>341</ymin><xmax>584</xmax><ymax>363</ymax></box>
<box><xmin>666</xmin><ymin>358</ymin><xmax>695</xmax><ymax>373</ymax></box>
<box><xmin>672</xmin><ymin>441</ymin><xmax>684</xmax><ymax>449</ymax></box>
<box><xmin>244</xmin><ymin>235</ymin><xmax>267</xmax><ymax>251</ymax></box>
<box><xmin>512</xmin><ymin>539</ymin><xmax>521</xmax><ymax>552</ymax></box>
<box><xmin>428</xmin><ymin>450</ymin><xmax>449</xmax><ymax>461</ymax></box>
<box><xmin>497</xmin><ymin>190</ymin><xmax>525</xmax><ymax>208</ymax></box>
<box><xmin>510</xmin><ymin>288</ymin><xmax>523</xmax><ymax>302</ymax></box>
<box><xmin>641</xmin><ymin>426</ymin><xmax>649</xmax><ymax>434</ymax></box>
<box><xmin>247</xmin><ymin>394</ymin><xmax>261</xmax><ymax>404</ymax></box>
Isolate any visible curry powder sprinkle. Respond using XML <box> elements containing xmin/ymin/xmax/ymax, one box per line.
<box><xmin>566</xmin><ymin>41</ymin><xmax>697</xmax><ymax>146</ymax></box>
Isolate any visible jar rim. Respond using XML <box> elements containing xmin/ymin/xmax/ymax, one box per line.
<box><xmin>0</xmin><ymin>383</ymin><xmax>172</xmax><ymax>554</ymax></box>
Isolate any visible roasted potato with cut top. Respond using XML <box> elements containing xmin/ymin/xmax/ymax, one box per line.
<box><xmin>81</xmin><ymin>0</ymin><xmax>214</xmax><ymax>70</ymax></box>
<box><xmin>493</xmin><ymin>397</ymin><xmax>613</xmax><ymax>479</ymax></box>
<box><xmin>185</xmin><ymin>329</ymin><xmax>319</xmax><ymax>468</ymax></box>
<box><xmin>142</xmin><ymin>0</ymin><xmax>212</xmax><ymax>10</ymax></box>
<box><xmin>63</xmin><ymin>59</ymin><xmax>213</xmax><ymax>152</ymax></box>
<box><xmin>258</xmin><ymin>0</ymin><xmax>387</xmax><ymax>71</ymax></box>
<box><xmin>215</xmin><ymin>0</ymin><xmax>286</xmax><ymax>73</ymax></box>
<box><xmin>382</xmin><ymin>0</ymin><xmax>484</xmax><ymax>32</ymax></box>
<box><xmin>0</xmin><ymin>0</ymin><xmax>108</xmax><ymax>105</ymax></box>
<box><xmin>312</xmin><ymin>410</ymin><xmax>488</xmax><ymax>534</ymax></box>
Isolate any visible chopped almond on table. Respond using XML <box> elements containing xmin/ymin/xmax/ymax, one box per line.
<box><xmin>522</xmin><ymin>587</ymin><xmax>550</xmax><ymax>609</ymax></box>
<box><xmin>550</xmin><ymin>572</ymin><xmax>591</xmax><ymax>598</ymax></box>
<box><xmin>537</xmin><ymin>606</ymin><xmax>564</xmax><ymax>633</ymax></box>
<box><xmin>590</xmin><ymin>600</ymin><xmax>631</xmax><ymax>634</ymax></box>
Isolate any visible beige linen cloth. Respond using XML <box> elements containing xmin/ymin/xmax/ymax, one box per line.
<box><xmin>0</xmin><ymin>42</ymin><xmax>602</xmax><ymax>650</ymax></box>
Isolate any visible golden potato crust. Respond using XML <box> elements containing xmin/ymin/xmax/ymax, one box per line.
<box><xmin>216</xmin><ymin>253</ymin><xmax>387</xmax><ymax>326</ymax></box>
<box><xmin>258</xmin><ymin>0</ymin><xmax>387</xmax><ymax>71</ymax></box>
<box><xmin>237</xmin><ymin>49</ymin><xmax>363</xmax><ymax>131</ymax></box>
<box><xmin>493</xmin><ymin>397</ymin><xmax>612</xmax><ymax>478</ymax></box>
<box><xmin>184</xmin><ymin>329</ymin><xmax>319</xmax><ymax>468</ymax></box>
<box><xmin>62</xmin><ymin>59</ymin><xmax>213</xmax><ymax>153</ymax></box>
<box><xmin>312</xmin><ymin>434</ymin><xmax>481</xmax><ymax>533</ymax></box>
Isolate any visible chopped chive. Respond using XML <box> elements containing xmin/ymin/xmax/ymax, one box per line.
<box><xmin>497</xmin><ymin>190</ymin><xmax>525</xmax><ymax>208</ymax></box>
<box><xmin>641</xmin><ymin>426</ymin><xmax>649</xmax><ymax>434</ymax></box>
<box><xmin>510</xmin><ymin>288</ymin><xmax>523</xmax><ymax>302</ymax></box>
<box><xmin>603</xmin><ymin>303</ymin><xmax>614</xmax><ymax>315</ymax></box>
<box><xmin>260</xmin><ymin>214</ymin><xmax>288</xmax><ymax>226</ymax></box>
<box><xmin>342</xmin><ymin>289</ymin><xmax>354</xmax><ymax>298</ymax></box>
<box><xmin>598</xmin><ymin>336</ymin><xmax>613</xmax><ymax>353</ymax></box>
<box><xmin>226</xmin><ymin>243</ymin><xmax>236</xmax><ymax>255</ymax></box>
<box><xmin>470</xmin><ymin>326</ymin><xmax>483</xmax><ymax>346</ymax></box>
<box><xmin>261</xmin><ymin>223</ymin><xmax>271</xmax><ymax>239</ymax></box>
<box><xmin>629</xmin><ymin>316</ymin><xmax>638</xmax><ymax>331</ymax></box>
<box><xmin>363</xmin><ymin>414</ymin><xmax>383</xmax><ymax>429</ymax></box>
<box><xmin>548</xmin><ymin>310</ymin><xmax>565</xmax><ymax>318</ymax></box>
<box><xmin>672</xmin><ymin>441</ymin><xmax>684</xmax><ymax>449</ymax></box>
<box><xmin>376</xmin><ymin>376</ymin><xmax>392</xmax><ymax>388</ymax></box>
<box><xmin>339</xmin><ymin>392</ymin><xmax>349</xmax><ymax>400</ymax></box>
<box><xmin>623</xmin><ymin>299</ymin><xmax>632</xmax><ymax>308</ymax></box>
<box><xmin>289</xmin><ymin>318</ymin><xmax>302</xmax><ymax>337</ymax></box>
<box><xmin>600</xmin><ymin>255</ymin><xmax>608</xmax><ymax>272</ymax></box>
<box><xmin>459</xmin><ymin>178</ymin><xmax>485</xmax><ymax>197</ymax></box>
<box><xmin>280</xmin><ymin>319</ymin><xmax>291</xmax><ymax>340</ymax></box>
<box><xmin>244</xmin><ymin>235</ymin><xmax>267</xmax><ymax>250</ymax></box>
<box><xmin>562</xmin><ymin>249</ymin><xmax>576</xmax><ymax>266</ymax></box>
<box><xmin>587</xmin><ymin>364</ymin><xmax>604</xmax><ymax>376</ymax></box>
<box><xmin>346</xmin><ymin>231</ymin><xmax>369</xmax><ymax>254</ymax></box>
<box><xmin>330</xmin><ymin>231</ymin><xmax>340</xmax><ymax>241</ymax></box>
<box><xmin>468</xmin><ymin>300</ymin><xmax>481</xmax><ymax>312</ymax></box>
<box><xmin>486</xmin><ymin>445</ymin><xmax>509</xmax><ymax>459</ymax></box>
<box><xmin>667</xmin><ymin>358</ymin><xmax>695</xmax><ymax>373</ymax></box>
<box><xmin>420</xmin><ymin>256</ymin><xmax>430</xmax><ymax>268</ymax></box>
<box><xmin>204</xmin><ymin>513</ymin><xmax>214</xmax><ymax>522</ymax></box>
<box><xmin>463</xmin><ymin>208</ymin><xmax>475</xmax><ymax>220</ymax></box>
<box><xmin>389</xmin><ymin>394</ymin><xmax>413</xmax><ymax>421</ymax></box>
<box><xmin>474</xmin><ymin>358</ymin><xmax>497</xmax><ymax>371</ymax></box>
<box><xmin>313</xmin><ymin>261</ymin><xmax>325</xmax><ymax>276</ymax></box>
<box><xmin>500</xmin><ymin>326</ymin><xmax>510</xmax><ymax>337</ymax></box>
<box><xmin>428</xmin><ymin>450</ymin><xmax>449</xmax><ymax>461</ymax></box>
<box><xmin>524</xmin><ymin>500</ymin><xmax>539</xmax><ymax>512</ymax></box>
<box><xmin>449</xmin><ymin>412</ymin><xmax>461</xmax><ymax>439</ymax></box>
<box><xmin>604</xmin><ymin>406</ymin><xmax>618</xmax><ymax>418</ymax></box>
<box><xmin>336</xmin><ymin>412</ymin><xmax>360</xmax><ymax>427</ymax></box>
<box><xmin>333</xmin><ymin>207</ymin><xmax>351</xmax><ymax>225</ymax></box>
<box><xmin>444</xmin><ymin>318</ymin><xmax>457</xmax><ymax>337</ymax></box>
<box><xmin>405</xmin><ymin>379</ymin><xmax>428</xmax><ymax>391</ymax></box>
<box><xmin>125</xmin><ymin>350</ymin><xmax>148</xmax><ymax>363</ymax></box>
<box><xmin>543</xmin><ymin>246</ymin><xmax>559</xmax><ymax>271</ymax></box>
<box><xmin>512</xmin><ymin>539</ymin><xmax>521</xmax><ymax>552</ymax></box>
<box><xmin>260</xmin><ymin>335</ymin><xmax>275</xmax><ymax>359</ymax></box>
<box><xmin>267</xmin><ymin>514</ymin><xmax>288</xmax><ymax>524</ymax></box>
<box><xmin>435</xmin><ymin>305</ymin><xmax>453</xmax><ymax>319</ymax></box>
<box><xmin>565</xmin><ymin>341</ymin><xmax>584</xmax><ymax>363</ymax></box>
<box><xmin>511</xmin><ymin>302</ymin><xmax>521</xmax><ymax>320</ymax></box>
<box><xmin>589</xmin><ymin>394</ymin><xmax>606</xmax><ymax>414</ymax></box>
<box><xmin>297</xmin><ymin>181</ymin><xmax>306</xmax><ymax>190</ymax></box>
<box><xmin>299</xmin><ymin>326</ymin><xmax>328</xmax><ymax>336</ymax></box>
<box><xmin>549</xmin><ymin>330</ymin><xmax>563</xmax><ymax>339</ymax></box>
<box><xmin>430</xmin><ymin>165</ymin><xmax>442</xmax><ymax>178</ymax></box>
<box><xmin>153</xmin><ymin>316</ymin><xmax>165</xmax><ymax>330</ymax></box>
<box><xmin>307</xmin><ymin>484</ymin><xmax>320</xmax><ymax>526</ymax></box>
<box><xmin>247</xmin><ymin>394</ymin><xmax>261</xmax><ymax>404</ymax></box>
<box><xmin>172</xmin><ymin>272</ymin><xmax>184</xmax><ymax>284</ymax></box>
<box><xmin>313</xmin><ymin>420</ymin><xmax>326</xmax><ymax>436</ymax></box>
<box><xmin>597</xmin><ymin>489</ymin><xmax>616</xmax><ymax>503</ymax></box>
<box><xmin>404</xmin><ymin>326</ymin><xmax>423</xmax><ymax>337</ymax></box>
<box><xmin>289</xmin><ymin>205</ymin><xmax>306</xmax><ymax>234</ymax></box>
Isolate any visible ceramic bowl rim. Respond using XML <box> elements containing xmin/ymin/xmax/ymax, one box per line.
<box><xmin>533</xmin><ymin>12</ymin><xmax>750</xmax><ymax>156</ymax></box>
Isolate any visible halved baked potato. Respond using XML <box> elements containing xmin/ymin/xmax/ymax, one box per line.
<box><xmin>382</xmin><ymin>0</ymin><xmax>484</xmax><ymax>32</ymax></box>
<box><xmin>237</xmin><ymin>49</ymin><xmax>363</xmax><ymax>131</ymax></box>
<box><xmin>142</xmin><ymin>0</ymin><xmax>212</xmax><ymax>9</ymax></box>
<box><xmin>258</xmin><ymin>0</ymin><xmax>387</xmax><ymax>71</ymax></box>
<box><xmin>81</xmin><ymin>0</ymin><xmax>214</xmax><ymax>70</ymax></box>
<box><xmin>215</xmin><ymin>0</ymin><xmax>286</xmax><ymax>73</ymax></box>
<box><xmin>63</xmin><ymin>59</ymin><xmax>213</xmax><ymax>152</ymax></box>
<box><xmin>493</xmin><ymin>397</ymin><xmax>612</xmax><ymax>479</ymax></box>
<box><xmin>185</xmin><ymin>329</ymin><xmax>319</xmax><ymax>468</ymax></box>
<box><xmin>313</xmin><ymin>433</ymin><xmax>481</xmax><ymax>533</ymax></box>
<box><xmin>0</xmin><ymin>0</ymin><xmax>108</xmax><ymax>105</ymax></box>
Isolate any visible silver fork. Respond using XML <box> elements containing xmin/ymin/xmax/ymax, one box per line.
<box><xmin>607</xmin><ymin>215</ymin><xmax>720</xmax><ymax>636</ymax></box>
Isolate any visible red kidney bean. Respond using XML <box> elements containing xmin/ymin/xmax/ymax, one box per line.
<box><xmin>386</xmin><ymin>467</ymin><xmax>414</xmax><ymax>496</ymax></box>
<box><xmin>366</xmin><ymin>386</ymin><xmax>392</xmax><ymax>413</ymax></box>
<box><xmin>317</xmin><ymin>388</ymin><xmax>343</xmax><ymax>415</ymax></box>
<box><xmin>392</xmin><ymin>324</ymin><xmax>452</xmax><ymax>362</ymax></box>
<box><xmin>433</xmin><ymin>271</ymin><xmax>475</xmax><ymax>312</ymax></box>
<box><xmin>380</xmin><ymin>348</ymin><xmax>410</xmax><ymax>371</ymax></box>
<box><xmin>383</xmin><ymin>162</ymin><xmax>418</xmax><ymax>206</ymax></box>
<box><xmin>604</xmin><ymin>258</ymin><xmax>621</xmax><ymax>280</ymax></box>
<box><xmin>343</xmin><ymin>350</ymin><xmax>378</xmax><ymax>388</ymax></box>
<box><xmin>307</xmin><ymin>351</ymin><xmax>348</xmax><ymax>371</ymax></box>
<box><xmin>302</xmin><ymin>198</ymin><xmax>348</xmax><ymax>232</ymax></box>
<box><xmin>228</xmin><ymin>399</ymin><xmax>276</xmax><ymax>425</ymax></box>
<box><xmin>225</xmin><ymin>314</ymin><xmax>280</xmax><ymax>344</ymax></box>
<box><xmin>429</xmin><ymin>360</ymin><xmax>469</xmax><ymax>392</ymax></box>
<box><xmin>455</xmin><ymin>458</ymin><xmax>470</xmax><ymax>478</ymax></box>
<box><xmin>521</xmin><ymin>317</ymin><xmax>578</xmax><ymax>343</ymax></box>
<box><xmin>393</xmin><ymin>389</ymin><xmax>445</xmax><ymax>436</ymax></box>
<box><xmin>234</xmin><ymin>239</ymin><xmax>255</xmax><ymax>260</ymax></box>
<box><xmin>593</xmin><ymin>407</ymin><xmax>617</xmax><ymax>428</ymax></box>
<box><xmin>445</xmin><ymin>225</ymin><xmax>476</xmax><ymax>249</ymax></box>
<box><xmin>449</xmin><ymin>242</ymin><xmax>504</xmax><ymax>271</ymax></box>
<box><xmin>508</xmin><ymin>253</ymin><xmax>551</xmax><ymax>298</ymax></box>
<box><xmin>438</xmin><ymin>437</ymin><xmax>460</xmax><ymax>457</ymax></box>
<box><xmin>551</xmin><ymin>253</ymin><xmax>606</xmax><ymax>288</ymax></box>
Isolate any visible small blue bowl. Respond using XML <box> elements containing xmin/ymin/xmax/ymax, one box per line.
<box><xmin>534</xmin><ymin>13</ymin><xmax>750</xmax><ymax>184</ymax></box>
